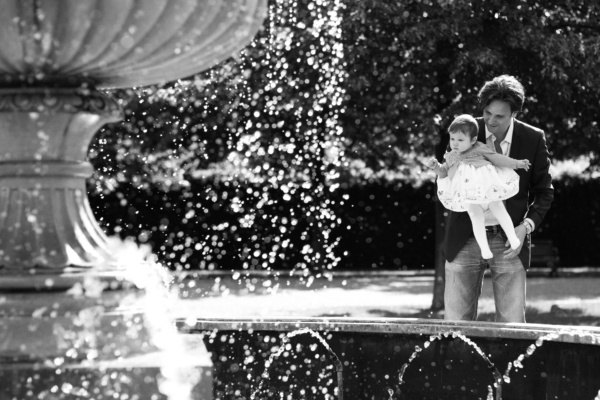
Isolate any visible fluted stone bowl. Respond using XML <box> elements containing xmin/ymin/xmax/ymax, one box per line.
<box><xmin>0</xmin><ymin>0</ymin><xmax>267</xmax><ymax>88</ymax></box>
<box><xmin>0</xmin><ymin>3</ymin><xmax>266</xmax><ymax>397</ymax></box>
<box><xmin>0</xmin><ymin>0</ymin><xmax>267</xmax><ymax>272</ymax></box>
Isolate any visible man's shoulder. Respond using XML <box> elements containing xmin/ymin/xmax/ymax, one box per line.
<box><xmin>514</xmin><ymin>119</ymin><xmax>544</xmax><ymax>135</ymax></box>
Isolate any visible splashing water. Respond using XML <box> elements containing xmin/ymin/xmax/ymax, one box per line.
<box><xmin>502</xmin><ymin>330</ymin><xmax>569</xmax><ymax>384</ymax></box>
<box><xmin>387</xmin><ymin>328</ymin><xmax>600</xmax><ymax>400</ymax></box>
<box><xmin>229</xmin><ymin>0</ymin><xmax>348</xmax><ymax>275</ymax></box>
<box><xmin>91</xmin><ymin>0</ymin><xmax>348</xmax><ymax>278</ymax></box>
<box><xmin>391</xmin><ymin>331</ymin><xmax>502</xmax><ymax>400</ymax></box>
<box><xmin>250</xmin><ymin>327</ymin><xmax>343</xmax><ymax>400</ymax></box>
<box><xmin>74</xmin><ymin>237</ymin><xmax>203</xmax><ymax>400</ymax></box>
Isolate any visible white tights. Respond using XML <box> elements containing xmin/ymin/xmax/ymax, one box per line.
<box><xmin>467</xmin><ymin>201</ymin><xmax>521</xmax><ymax>259</ymax></box>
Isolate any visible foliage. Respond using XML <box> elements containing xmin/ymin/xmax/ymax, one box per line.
<box><xmin>89</xmin><ymin>0</ymin><xmax>600</xmax><ymax>271</ymax></box>
<box><xmin>92</xmin><ymin>0</ymin><xmax>348</xmax><ymax>271</ymax></box>
<box><xmin>89</xmin><ymin>179</ymin><xmax>438</xmax><ymax>271</ymax></box>
<box><xmin>340</xmin><ymin>0</ymin><xmax>600</xmax><ymax>166</ymax></box>
<box><xmin>89</xmin><ymin>175</ymin><xmax>600</xmax><ymax>270</ymax></box>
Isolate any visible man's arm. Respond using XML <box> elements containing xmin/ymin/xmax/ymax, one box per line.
<box><xmin>503</xmin><ymin>127</ymin><xmax>553</xmax><ymax>260</ymax></box>
<box><xmin>524</xmin><ymin>131</ymin><xmax>554</xmax><ymax>229</ymax></box>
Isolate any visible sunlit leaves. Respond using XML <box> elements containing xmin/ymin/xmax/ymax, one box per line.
<box><xmin>340</xmin><ymin>0</ymin><xmax>600</xmax><ymax>167</ymax></box>
<box><xmin>88</xmin><ymin>0</ymin><xmax>600</xmax><ymax>273</ymax></box>
<box><xmin>90</xmin><ymin>0</ymin><xmax>348</xmax><ymax>272</ymax></box>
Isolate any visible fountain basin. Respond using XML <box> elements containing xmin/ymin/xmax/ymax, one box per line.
<box><xmin>178</xmin><ymin>317</ymin><xmax>600</xmax><ymax>400</ymax></box>
<box><xmin>0</xmin><ymin>0</ymin><xmax>268</xmax><ymax>272</ymax></box>
<box><xmin>0</xmin><ymin>0</ymin><xmax>267</xmax><ymax>89</ymax></box>
<box><xmin>0</xmin><ymin>260</ymin><xmax>214</xmax><ymax>400</ymax></box>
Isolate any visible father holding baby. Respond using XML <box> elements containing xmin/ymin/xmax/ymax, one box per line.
<box><xmin>443</xmin><ymin>75</ymin><xmax>554</xmax><ymax>323</ymax></box>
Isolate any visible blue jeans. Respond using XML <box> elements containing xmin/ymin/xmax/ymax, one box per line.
<box><xmin>444</xmin><ymin>231</ymin><xmax>526</xmax><ymax>322</ymax></box>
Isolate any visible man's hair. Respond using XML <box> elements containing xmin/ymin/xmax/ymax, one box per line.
<box><xmin>448</xmin><ymin>114</ymin><xmax>479</xmax><ymax>139</ymax></box>
<box><xmin>478</xmin><ymin>74</ymin><xmax>525</xmax><ymax>113</ymax></box>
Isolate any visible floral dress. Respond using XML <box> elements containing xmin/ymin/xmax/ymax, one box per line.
<box><xmin>436</xmin><ymin>142</ymin><xmax>520</xmax><ymax>212</ymax></box>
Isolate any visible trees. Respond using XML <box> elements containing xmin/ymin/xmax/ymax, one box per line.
<box><xmin>340</xmin><ymin>0</ymin><xmax>600</xmax><ymax>166</ymax></box>
<box><xmin>90</xmin><ymin>0</ymin><xmax>600</xmax><ymax>276</ymax></box>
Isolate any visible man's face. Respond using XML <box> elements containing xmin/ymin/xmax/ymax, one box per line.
<box><xmin>483</xmin><ymin>100</ymin><xmax>517</xmax><ymax>137</ymax></box>
<box><xmin>449</xmin><ymin>130</ymin><xmax>476</xmax><ymax>153</ymax></box>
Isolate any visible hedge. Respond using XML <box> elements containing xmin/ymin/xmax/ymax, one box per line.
<box><xmin>88</xmin><ymin>177</ymin><xmax>599</xmax><ymax>271</ymax></box>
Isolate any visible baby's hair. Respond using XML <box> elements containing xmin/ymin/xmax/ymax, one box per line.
<box><xmin>448</xmin><ymin>114</ymin><xmax>479</xmax><ymax>139</ymax></box>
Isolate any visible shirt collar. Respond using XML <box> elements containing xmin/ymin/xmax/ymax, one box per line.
<box><xmin>486</xmin><ymin>118</ymin><xmax>514</xmax><ymax>145</ymax></box>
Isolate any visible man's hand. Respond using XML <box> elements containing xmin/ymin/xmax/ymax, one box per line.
<box><xmin>503</xmin><ymin>224</ymin><xmax>527</xmax><ymax>259</ymax></box>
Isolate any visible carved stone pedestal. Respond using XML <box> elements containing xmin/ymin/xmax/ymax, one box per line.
<box><xmin>0</xmin><ymin>89</ymin><xmax>123</xmax><ymax>287</ymax></box>
<box><xmin>0</xmin><ymin>1</ymin><xmax>267</xmax><ymax>397</ymax></box>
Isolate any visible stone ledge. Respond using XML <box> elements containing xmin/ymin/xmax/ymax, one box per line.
<box><xmin>0</xmin><ymin>269</ymin><xmax>136</xmax><ymax>292</ymax></box>
<box><xmin>176</xmin><ymin>316</ymin><xmax>600</xmax><ymax>346</ymax></box>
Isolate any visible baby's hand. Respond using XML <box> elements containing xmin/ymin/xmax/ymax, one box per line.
<box><xmin>426</xmin><ymin>158</ymin><xmax>440</xmax><ymax>170</ymax></box>
<box><xmin>516</xmin><ymin>159</ymin><xmax>531</xmax><ymax>171</ymax></box>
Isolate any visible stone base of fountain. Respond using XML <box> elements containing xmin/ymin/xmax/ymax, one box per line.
<box><xmin>0</xmin><ymin>268</ymin><xmax>135</xmax><ymax>291</ymax></box>
<box><xmin>3</xmin><ymin>290</ymin><xmax>600</xmax><ymax>399</ymax></box>
<box><xmin>0</xmin><ymin>264</ymin><xmax>213</xmax><ymax>399</ymax></box>
<box><xmin>178</xmin><ymin>317</ymin><xmax>600</xmax><ymax>400</ymax></box>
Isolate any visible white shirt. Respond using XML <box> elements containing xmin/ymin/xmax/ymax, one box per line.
<box><xmin>486</xmin><ymin>119</ymin><xmax>514</xmax><ymax>156</ymax></box>
<box><xmin>483</xmin><ymin>118</ymin><xmax>536</xmax><ymax>231</ymax></box>
<box><xmin>483</xmin><ymin>119</ymin><xmax>514</xmax><ymax>226</ymax></box>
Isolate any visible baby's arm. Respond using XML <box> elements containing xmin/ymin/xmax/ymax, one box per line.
<box><xmin>485</xmin><ymin>153</ymin><xmax>531</xmax><ymax>171</ymax></box>
<box><xmin>426</xmin><ymin>158</ymin><xmax>449</xmax><ymax>178</ymax></box>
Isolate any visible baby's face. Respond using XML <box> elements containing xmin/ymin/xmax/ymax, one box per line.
<box><xmin>449</xmin><ymin>130</ymin><xmax>476</xmax><ymax>153</ymax></box>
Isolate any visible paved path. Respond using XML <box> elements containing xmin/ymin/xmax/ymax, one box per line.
<box><xmin>173</xmin><ymin>272</ymin><xmax>600</xmax><ymax>326</ymax></box>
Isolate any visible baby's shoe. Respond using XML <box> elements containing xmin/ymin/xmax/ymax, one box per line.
<box><xmin>482</xmin><ymin>249</ymin><xmax>493</xmax><ymax>259</ymax></box>
<box><xmin>508</xmin><ymin>237</ymin><xmax>521</xmax><ymax>250</ymax></box>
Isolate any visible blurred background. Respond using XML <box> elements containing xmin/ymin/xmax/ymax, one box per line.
<box><xmin>87</xmin><ymin>0</ymin><xmax>600</xmax><ymax>273</ymax></box>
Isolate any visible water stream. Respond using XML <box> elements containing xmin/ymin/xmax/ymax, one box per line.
<box><xmin>192</xmin><ymin>322</ymin><xmax>600</xmax><ymax>400</ymax></box>
<box><xmin>250</xmin><ymin>328</ymin><xmax>343</xmax><ymax>400</ymax></box>
<box><xmin>390</xmin><ymin>330</ymin><xmax>502</xmax><ymax>400</ymax></box>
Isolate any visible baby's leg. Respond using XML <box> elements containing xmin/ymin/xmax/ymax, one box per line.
<box><xmin>467</xmin><ymin>204</ymin><xmax>493</xmax><ymax>259</ymax></box>
<box><xmin>488</xmin><ymin>201</ymin><xmax>520</xmax><ymax>249</ymax></box>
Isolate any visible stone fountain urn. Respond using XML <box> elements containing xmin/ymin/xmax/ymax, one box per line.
<box><xmin>0</xmin><ymin>1</ymin><xmax>267</xmax><ymax>398</ymax></box>
<box><xmin>0</xmin><ymin>0</ymin><xmax>266</xmax><ymax>286</ymax></box>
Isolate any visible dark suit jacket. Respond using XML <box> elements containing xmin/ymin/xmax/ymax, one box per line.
<box><xmin>442</xmin><ymin>118</ymin><xmax>554</xmax><ymax>268</ymax></box>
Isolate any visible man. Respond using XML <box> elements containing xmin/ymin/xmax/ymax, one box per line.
<box><xmin>443</xmin><ymin>75</ymin><xmax>554</xmax><ymax>323</ymax></box>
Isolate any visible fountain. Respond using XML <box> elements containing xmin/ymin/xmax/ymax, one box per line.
<box><xmin>0</xmin><ymin>0</ymin><xmax>267</xmax><ymax>398</ymax></box>
<box><xmin>2</xmin><ymin>1</ymin><xmax>600</xmax><ymax>399</ymax></box>
<box><xmin>178</xmin><ymin>316</ymin><xmax>600</xmax><ymax>400</ymax></box>
<box><xmin>157</xmin><ymin>0</ymin><xmax>599</xmax><ymax>397</ymax></box>
<box><xmin>0</xmin><ymin>0</ymin><xmax>267</xmax><ymax>280</ymax></box>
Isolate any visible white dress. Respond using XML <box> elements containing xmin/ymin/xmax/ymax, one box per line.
<box><xmin>436</xmin><ymin>144</ymin><xmax>520</xmax><ymax>212</ymax></box>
